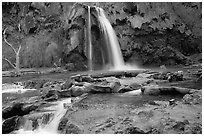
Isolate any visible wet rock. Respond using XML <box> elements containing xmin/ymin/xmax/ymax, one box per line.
<box><xmin>153</xmin><ymin>72</ymin><xmax>169</xmax><ymax>80</ymax></box>
<box><xmin>22</xmin><ymin>104</ymin><xmax>39</xmax><ymax>114</ymax></box>
<box><xmin>136</xmin><ymin>73</ymin><xmax>153</xmax><ymax>78</ymax></box>
<box><xmin>17</xmin><ymin>112</ymin><xmax>54</xmax><ymax>131</ymax></box>
<box><xmin>81</xmin><ymin>75</ymin><xmax>96</xmax><ymax>82</ymax></box>
<box><xmin>59</xmin><ymin>89</ymin><xmax>72</xmax><ymax>98</ymax></box>
<box><xmin>61</xmin><ymin>80</ymin><xmax>73</xmax><ymax>90</ymax></box>
<box><xmin>169</xmin><ymin>99</ymin><xmax>176</xmax><ymax>105</ymax></box>
<box><xmin>42</xmin><ymin>89</ymin><xmax>60</xmax><ymax>101</ymax></box>
<box><xmin>129</xmin><ymin>82</ymin><xmax>142</xmax><ymax>90</ymax></box>
<box><xmin>152</xmin><ymin>71</ymin><xmax>184</xmax><ymax>82</ymax></box>
<box><xmin>58</xmin><ymin>118</ymin><xmax>69</xmax><ymax>133</ymax></box>
<box><xmin>124</xmin><ymin>71</ymin><xmax>140</xmax><ymax>77</ymax></box>
<box><xmin>124</xmin><ymin>126</ymin><xmax>146</xmax><ymax>134</ymax></box>
<box><xmin>2</xmin><ymin>116</ymin><xmax>20</xmax><ymax>134</ymax></box>
<box><xmin>71</xmin><ymin>75</ymin><xmax>103</xmax><ymax>83</ymax></box>
<box><xmin>90</xmin><ymin>70</ymin><xmax>142</xmax><ymax>78</ymax></box>
<box><xmin>71</xmin><ymin>74</ymin><xmax>83</xmax><ymax>82</ymax></box>
<box><xmin>3</xmin><ymin>102</ymin><xmax>39</xmax><ymax>120</ymax></box>
<box><xmin>3</xmin><ymin>103</ymin><xmax>22</xmax><ymax>119</ymax></box>
<box><xmin>70</xmin><ymin>85</ymin><xmax>88</xmax><ymax>97</ymax></box>
<box><xmin>142</xmin><ymin>85</ymin><xmax>191</xmax><ymax>95</ymax></box>
<box><xmin>23</xmin><ymin>79</ymin><xmax>48</xmax><ymax>89</ymax></box>
<box><xmin>141</xmin><ymin>85</ymin><xmax>161</xmax><ymax>95</ymax></box>
<box><xmin>87</xmin><ymin>80</ymin><xmax>121</xmax><ymax>93</ymax></box>
<box><xmin>118</xmin><ymin>86</ymin><xmax>133</xmax><ymax>93</ymax></box>
<box><xmin>3</xmin><ymin>103</ymin><xmax>24</xmax><ymax>119</ymax></box>
<box><xmin>91</xmin><ymin>71</ymin><xmax>125</xmax><ymax>78</ymax></box>
<box><xmin>42</xmin><ymin>81</ymin><xmax>62</xmax><ymax>89</ymax></box>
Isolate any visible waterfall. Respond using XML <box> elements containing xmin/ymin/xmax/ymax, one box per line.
<box><xmin>16</xmin><ymin>98</ymin><xmax>71</xmax><ymax>134</ymax></box>
<box><xmin>93</xmin><ymin>7</ymin><xmax>137</xmax><ymax>71</ymax></box>
<box><xmin>86</xmin><ymin>6</ymin><xmax>137</xmax><ymax>70</ymax></box>
<box><xmin>96</xmin><ymin>7</ymin><xmax>125</xmax><ymax>70</ymax></box>
<box><xmin>88</xmin><ymin>6</ymin><xmax>93</xmax><ymax>71</ymax></box>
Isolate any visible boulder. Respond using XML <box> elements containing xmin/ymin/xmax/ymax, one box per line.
<box><xmin>153</xmin><ymin>72</ymin><xmax>169</xmax><ymax>80</ymax></box>
<box><xmin>142</xmin><ymin>85</ymin><xmax>191</xmax><ymax>95</ymax></box>
<box><xmin>118</xmin><ymin>86</ymin><xmax>133</xmax><ymax>93</ymax></box>
<box><xmin>136</xmin><ymin>73</ymin><xmax>153</xmax><ymax>78</ymax></box>
<box><xmin>70</xmin><ymin>85</ymin><xmax>87</xmax><ymax>97</ymax></box>
<box><xmin>41</xmin><ymin>89</ymin><xmax>60</xmax><ymax>101</ymax></box>
<box><xmin>61</xmin><ymin>80</ymin><xmax>73</xmax><ymax>90</ymax></box>
<box><xmin>3</xmin><ymin>102</ymin><xmax>39</xmax><ymax>120</ymax></box>
<box><xmin>124</xmin><ymin>71</ymin><xmax>140</xmax><ymax>77</ymax></box>
<box><xmin>2</xmin><ymin>116</ymin><xmax>20</xmax><ymax>134</ymax></box>
<box><xmin>59</xmin><ymin>89</ymin><xmax>72</xmax><ymax>98</ymax></box>
<box><xmin>87</xmin><ymin>80</ymin><xmax>121</xmax><ymax>93</ymax></box>
<box><xmin>3</xmin><ymin>103</ymin><xmax>25</xmax><ymax>119</ymax></box>
<box><xmin>23</xmin><ymin>79</ymin><xmax>48</xmax><ymax>89</ymax></box>
<box><xmin>168</xmin><ymin>71</ymin><xmax>184</xmax><ymax>82</ymax></box>
<box><xmin>22</xmin><ymin>104</ymin><xmax>39</xmax><ymax>114</ymax></box>
<box><xmin>58</xmin><ymin>118</ymin><xmax>69</xmax><ymax>133</ymax></box>
<box><xmin>129</xmin><ymin>82</ymin><xmax>142</xmax><ymax>90</ymax></box>
<box><xmin>141</xmin><ymin>85</ymin><xmax>161</xmax><ymax>95</ymax></box>
<box><xmin>42</xmin><ymin>81</ymin><xmax>62</xmax><ymax>89</ymax></box>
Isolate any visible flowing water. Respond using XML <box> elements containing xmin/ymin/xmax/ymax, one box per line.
<box><xmin>88</xmin><ymin>6</ymin><xmax>93</xmax><ymax>71</ymax></box>
<box><xmin>5</xmin><ymin>6</ymin><xmax>140</xmax><ymax>134</ymax></box>
<box><xmin>16</xmin><ymin>98</ymin><xmax>71</xmax><ymax>134</ymax></box>
<box><xmin>2</xmin><ymin>83</ymin><xmax>36</xmax><ymax>93</ymax></box>
<box><xmin>94</xmin><ymin>7</ymin><xmax>138</xmax><ymax>71</ymax></box>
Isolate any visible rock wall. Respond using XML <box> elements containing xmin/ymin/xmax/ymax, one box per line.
<box><xmin>2</xmin><ymin>2</ymin><xmax>202</xmax><ymax>71</ymax></box>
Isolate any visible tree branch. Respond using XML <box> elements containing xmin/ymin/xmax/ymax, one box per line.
<box><xmin>3</xmin><ymin>27</ymin><xmax>17</xmax><ymax>54</ymax></box>
<box><xmin>17</xmin><ymin>44</ymin><xmax>22</xmax><ymax>54</ymax></box>
<box><xmin>3</xmin><ymin>57</ymin><xmax>16</xmax><ymax>69</ymax></box>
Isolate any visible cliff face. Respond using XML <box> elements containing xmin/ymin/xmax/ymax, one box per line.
<box><xmin>99</xmin><ymin>2</ymin><xmax>202</xmax><ymax>66</ymax></box>
<box><xmin>2</xmin><ymin>2</ymin><xmax>202</xmax><ymax>71</ymax></box>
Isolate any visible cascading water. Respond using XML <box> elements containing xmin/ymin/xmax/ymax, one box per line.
<box><xmin>88</xmin><ymin>6</ymin><xmax>93</xmax><ymax>71</ymax></box>
<box><xmin>16</xmin><ymin>98</ymin><xmax>71</xmax><ymax>134</ymax></box>
<box><xmin>96</xmin><ymin>7</ymin><xmax>125</xmax><ymax>70</ymax></box>
<box><xmin>94</xmin><ymin>7</ymin><xmax>137</xmax><ymax>71</ymax></box>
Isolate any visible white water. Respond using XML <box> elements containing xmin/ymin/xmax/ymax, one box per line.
<box><xmin>16</xmin><ymin>98</ymin><xmax>71</xmax><ymax>134</ymax></box>
<box><xmin>2</xmin><ymin>83</ymin><xmax>36</xmax><ymax>93</ymax></box>
<box><xmin>88</xmin><ymin>6</ymin><xmax>93</xmax><ymax>71</ymax></box>
<box><xmin>96</xmin><ymin>7</ymin><xmax>138</xmax><ymax>71</ymax></box>
<box><xmin>97</xmin><ymin>7</ymin><xmax>124</xmax><ymax>70</ymax></box>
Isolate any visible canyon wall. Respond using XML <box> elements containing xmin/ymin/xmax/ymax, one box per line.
<box><xmin>2</xmin><ymin>2</ymin><xmax>202</xmax><ymax>71</ymax></box>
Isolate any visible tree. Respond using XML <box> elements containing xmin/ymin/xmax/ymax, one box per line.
<box><xmin>3</xmin><ymin>25</ymin><xmax>22</xmax><ymax>75</ymax></box>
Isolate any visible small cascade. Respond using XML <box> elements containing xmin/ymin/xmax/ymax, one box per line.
<box><xmin>16</xmin><ymin>98</ymin><xmax>71</xmax><ymax>134</ymax></box>
<box><xmin>87</xmin><ymin>6</ymin><xmax>93</xmax><ymax>71</ymax></box>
